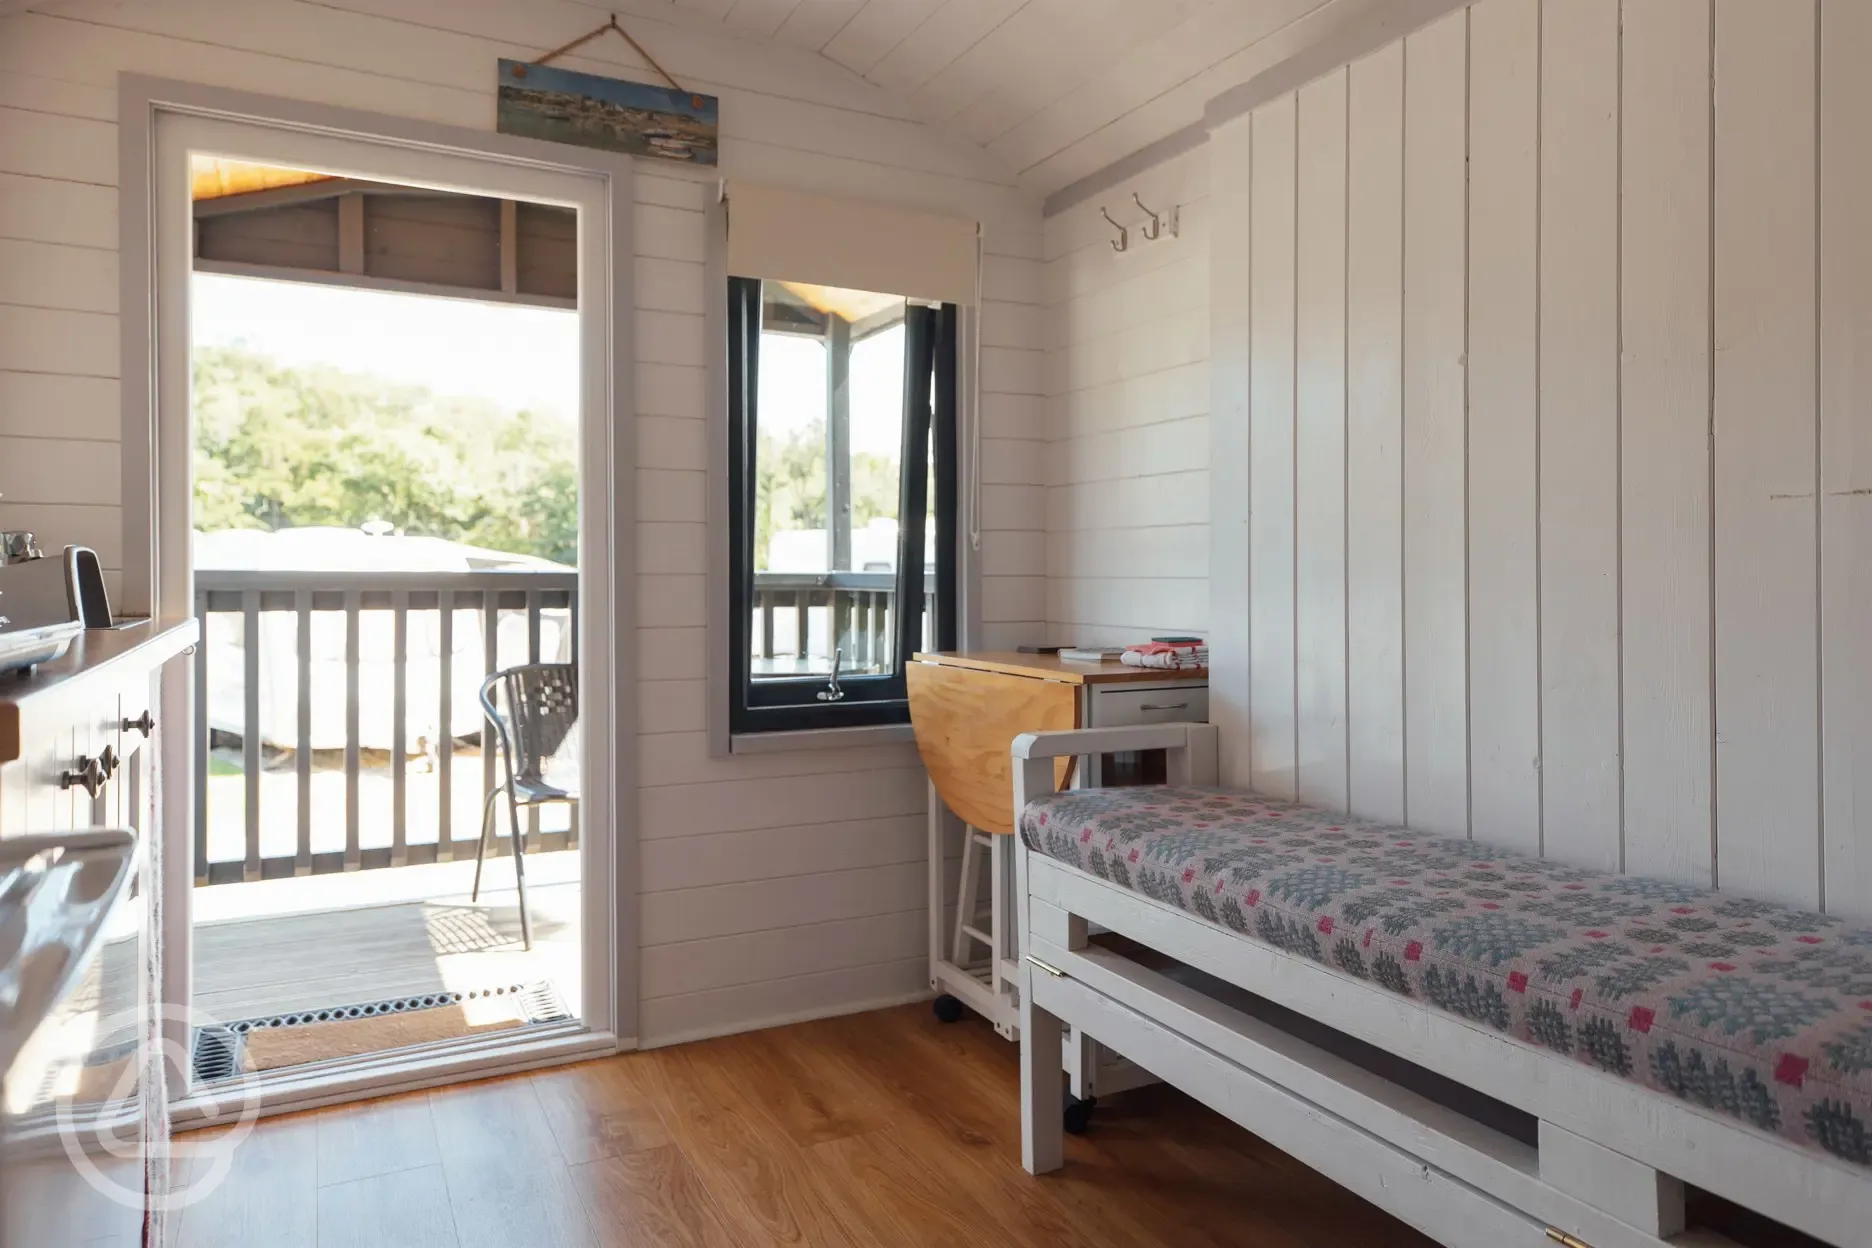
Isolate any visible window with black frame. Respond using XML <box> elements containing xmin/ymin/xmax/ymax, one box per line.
<box><xmin>728</xmin><ymin>278</ymin><xmax>957</xmax><ymax>733</ymax></box>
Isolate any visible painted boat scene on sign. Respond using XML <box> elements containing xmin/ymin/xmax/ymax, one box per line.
<box><xmin>496</xmin><ymin>58</ymin><xmax>719</xmax><ymax>165</ymax></box>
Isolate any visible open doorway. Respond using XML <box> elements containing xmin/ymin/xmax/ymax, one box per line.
<box><xmin>181</xmin><ymin>158</ymin><xmax>587</xmax><ymax>1081</ymax></box>
<box><xmin>133</xmin><ymin>93</ymin><xmax>632</xmax><ymax>1114</ymax></box>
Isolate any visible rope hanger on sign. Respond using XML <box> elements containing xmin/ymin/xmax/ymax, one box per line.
<box><xmin>509</xmin><ymin>12</ymin><xmax>689</xmax><ymax>96</ymax></box>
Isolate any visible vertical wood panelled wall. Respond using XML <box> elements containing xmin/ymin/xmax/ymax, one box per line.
<box><xmin>1042</xmin><ymin>147</ymin><xmax>1211</xmax><ymax>644</ymax></box>
<box><xmin>1203</xmin><ymin>0</ymin><xmax>1872</xmax><ymax>919</ymax></box>
<box><xmin>0</xmin><ymin>0</ymin><xmax>1047</xmax><ymax>1044</ymax></box>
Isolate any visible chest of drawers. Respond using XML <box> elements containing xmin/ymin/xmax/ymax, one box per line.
<box><xmin>0</xmin><ymin>620</ymin><xmax>197</xmax><ymax>1248</ymax></box>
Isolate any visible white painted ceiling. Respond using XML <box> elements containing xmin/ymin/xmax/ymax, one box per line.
<box><xmin>582</xmin><ymin>0</ymin><xmax>1341</xmax><ymax>198</ymax></box>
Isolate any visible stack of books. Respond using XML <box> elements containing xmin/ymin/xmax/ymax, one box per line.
<box><xmin>1050</xmin><ymin>638</ymin><xmax>1207</xmax><ymax>670</ymax></box>
<box><xmin>1056</xmin><ymin>645</ymin><xmax>1126</xmax><ymax>663</ymax></box>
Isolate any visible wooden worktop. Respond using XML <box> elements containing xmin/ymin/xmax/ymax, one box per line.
<box><xmin>0</xmin><ymin>618</ymin><xmax>198</xmax><ymax>763</ymax></box>
<box><xmin>912</xmin><ymin>649</ymin><xmax>1207</xmax><ymax>686</ymax></box>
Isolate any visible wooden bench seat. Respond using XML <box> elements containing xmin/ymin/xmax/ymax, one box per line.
<box><xmin>1021</xmin><ymin>782</ymin><xmax>1872</xmax><ymax>1174</ymax></box>
<box><xmin>1010</xmin><ymin>722</ymin><xmax>1871</xmax><ymax>1248</ymax></box>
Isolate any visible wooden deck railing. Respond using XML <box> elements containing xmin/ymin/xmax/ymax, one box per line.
<box><xmin>193</xmin><ymin>566</ymin><xmax>931</xmax><ymax>885</ymax></box>
<box><xmin>192</xmin><ymin>568</ymin><xmax>577</xmax><ymax>886</ymax></box>
<box><xmin>750</xmin><ymin>571</ymin><xmax>935</xmax><ymax>676</ymax></box>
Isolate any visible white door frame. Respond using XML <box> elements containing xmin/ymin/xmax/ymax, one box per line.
<box><xmin>118</xmin><ymin>75</ymin><xmax>638</xmax><ymax>1115</ymax></box>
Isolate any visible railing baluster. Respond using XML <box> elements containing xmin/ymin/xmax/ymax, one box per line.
<box><xmin>526</xmin><ymin>589</ymin><xmax>540</xmax><ymax>846</ymax></box>
<box><xmin>295</xmin><ymin>590</ymin><xmax>312</xmax><ymax>877</ymax></box>
<box><xmin>567</xmin><ymin>584</ymin><xmax>580</xmax><ymax>850</ymax></box>
<box><xmin>833</xmin><ymin>589</ymin><xmax>851</xmax><ymax>672</ymax></box>
<box><xmin>438</xmin><ymin>591</ymin><xmax>454</xmax><ymax>861</ymax></box>
<box><xmin>242</xmin><ymin>591</ymin><xmax>262</xmax><ymax>883</ymax></box>
<box><xmin>193</xmin><ymin>590</ymin><xmax>209</xmax><ymax>886</ymax></box>
<box><xmin>483</xmin><ymin>590</ymin><xmax>498</xmax><ymax>857</ymax></box>
<box><xmin>527</xmin><ymin>589</ymin><xmax>542</xmax><ymax>664</ymax></box>
<box><xmin>391</xmin><ymin>590</ymin><xmax>408</xmax><ymax>867</ymax></box>
<box><xmin>345</xmin><ymin>590</ymin><xmax>361</xmax><ymax>873</ymax></box>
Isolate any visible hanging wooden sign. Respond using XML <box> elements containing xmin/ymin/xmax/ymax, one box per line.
<box><xmin>497</xmin><ymin>57</ymin><xmax>718</xmax><ymax>166</ymax></box>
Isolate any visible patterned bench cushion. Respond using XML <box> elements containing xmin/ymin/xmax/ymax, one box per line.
<box><xmin>1020</xmin><ymin>785</ymin><xmax>1872</xmax><ymax>1169</ymax></box>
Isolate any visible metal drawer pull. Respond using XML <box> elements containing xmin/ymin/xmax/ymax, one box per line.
<box><xmin>1026</xmin><ymin>955</ymin><xmax>1066</xmax><ymax>978</ymax></box>
<box><xmin>61</xmin><ymin>756</ymin><xmax>106</xmax><ymax>798</ymax></box>
<box><xmin>1138</xmin><ymin>702</ymin><xmax>1189</xmax><ymax>712</ymax></box>
<box><xmin>97</xmin><ymin>744</ymin><xmax>119</xmax><ymax>780</ymax></box>
<box><xmin>123</xmin><ymin>710</ymin><xmax>155</xmax><ymax>738</ymax></box>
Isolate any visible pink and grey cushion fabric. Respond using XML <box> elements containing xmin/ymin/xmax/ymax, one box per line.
<box><xmin>1020</xmin><ymin>785</ymin><xmax>1872</xmax><ymax>1168</ymax></box>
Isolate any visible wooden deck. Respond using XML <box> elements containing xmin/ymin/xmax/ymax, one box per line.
<box><xmin>171</xmin><ymin>1002</ymin><xmax>1438</xmax><ymax>1248</ymax></box>
<box><xmin>192</xmin><ymin>856</ymin><xmax>581</xmax><ymax>1027</ymax></box>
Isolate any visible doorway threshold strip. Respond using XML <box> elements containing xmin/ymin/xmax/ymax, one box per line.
<box><xmin>191</xmin><ymin>981</ymin><xmax>571</xmax><ymax>1082</ymax></box>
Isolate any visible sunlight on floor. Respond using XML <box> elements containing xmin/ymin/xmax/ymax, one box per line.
<box><xmin>192</xmin><ymin>851</ymin><xmax>583</xmax><ymax>1035</ymax></box>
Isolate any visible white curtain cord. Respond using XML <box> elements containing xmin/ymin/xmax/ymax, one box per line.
<box><xmin>969</xmin><ymin>226</ymin><xmax>983</xmax><ymax>553</ymax></box>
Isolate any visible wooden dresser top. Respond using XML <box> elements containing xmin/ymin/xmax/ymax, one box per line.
<box><xmin>0</xmin><ymin>618</ymin><xmax>197</xmax><ymax>763</ymax></box>
<box><xmin>912</xmin><ymin>649</ymin><xmax>1208</xmax><ymax>686</ymax></box>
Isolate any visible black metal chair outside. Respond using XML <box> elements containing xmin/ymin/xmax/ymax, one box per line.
<box><xmin>474</xmin><ymin>662</ymin><xmax>578</xmax><ymax>951</ymax></box>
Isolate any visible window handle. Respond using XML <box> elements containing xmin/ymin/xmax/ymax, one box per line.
<box><xmin>817</xmin><ymin>648</ymin><xmax>845</xmax><ymax>702</ymax></box>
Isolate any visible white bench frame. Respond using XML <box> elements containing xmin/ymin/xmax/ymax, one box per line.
<box><xmin>1011</xmin><ymin>723</ymin><xmax>1870</xmax><ymax>1248</ymax></box>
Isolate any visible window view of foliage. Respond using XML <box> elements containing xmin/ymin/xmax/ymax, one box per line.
<box><xmin>754</xmin><ymin>417</ymin><xmax>900</xmax><ymax>571</ymax></box>
<box><xmin>192</xmin><ymin>344</ymin><xmax>579</xmax><ymax>566</ymax></box>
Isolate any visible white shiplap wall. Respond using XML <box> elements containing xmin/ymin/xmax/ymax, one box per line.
<box><xmin>1041</xmin><ymin>146</ymin><xmax>1210</xmax><ymax>645</ymax></box>
<box><xmin>0</xmin><ymin>0</ymin><xmax>1046</xmax><ymax>1044</ymax></box>
<box><xmin>1204</xmin><ymin>0</ymin><xmax>1872</xmax><ymax>920</ymax></box>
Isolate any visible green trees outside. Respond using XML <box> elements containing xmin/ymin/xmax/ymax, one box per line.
<box><xmin>752</xmin><ymin>414</ymin><xmax>900</xmax><ymax>571</ymax></box>
<box><xmin>192</xmin><ymin>344</ymin><xmax>579</xmax><ymax>565</ymax></box>
<box><xmin>192</xmin><ymin>342</ymin><xmax>904</xmax><ymax>574</ymax></box>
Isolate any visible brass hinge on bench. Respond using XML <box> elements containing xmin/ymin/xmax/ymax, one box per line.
<box><xmin>1026</xmin><ymin>955</ymin><xmax>1066</xmax><ymax>978</ymax></box>
<box><xmin>1544</xmin><ymin>1230</ymin><xmax>1592</xmax><ymax>1248</ymax></box>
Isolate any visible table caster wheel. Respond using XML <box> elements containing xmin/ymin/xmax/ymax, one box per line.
<box><xmin>1064</xmin><ymin>1094</ymin><xmax>1097</xmax><ymax>1135</ymax></box>
<box><xmin>932</xmin><ymin>994</ymin><xmax>964</xmax><ymax>1024</ymax></box>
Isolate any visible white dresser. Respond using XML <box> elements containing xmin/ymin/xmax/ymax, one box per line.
<box><xmin>0</xmin><ymin>620</ymin><xmax>197</xmax><ymax>1248</ymax></box>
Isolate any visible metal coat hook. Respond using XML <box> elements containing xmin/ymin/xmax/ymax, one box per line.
<box><xmin>1133</xmin><ymin>192</ymin><xmax>1178</xmax><ymax>242</ymax></box>
<box><xmin>1099</xmin><ymin>206</ymin><xmax>1129</xmax><ymax>253</ymax></box>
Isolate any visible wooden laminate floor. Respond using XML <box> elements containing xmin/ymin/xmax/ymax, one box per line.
<box><xmin>171</xmin><ymin>1003</ymin><xmax>1436</xmax><ymax>1248</ymax></box>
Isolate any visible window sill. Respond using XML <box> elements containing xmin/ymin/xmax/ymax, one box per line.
<box><xmin>729</xmin><ymin>723</ymin><xmax>917</xmax><ymax>754</ymax></box>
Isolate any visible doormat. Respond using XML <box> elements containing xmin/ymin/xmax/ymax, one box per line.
<box><xmin>191</xmin><ymin>982</ymin><xmax>570</xmax><ymax>1080</ymax></box>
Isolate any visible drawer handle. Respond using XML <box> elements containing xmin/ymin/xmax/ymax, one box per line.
<box><xmin>1138</xmin><ymin>702</ymin><xmax>1189</xmax><ymax>712</ymax></box>
<box><xmin>97</xmin><ymin>744</ymin><xmax>119</xmax><ymax>780</ymax></box>
<box><xmin>61</xmin><ymin>756</ymin><xmax>106</xmax><ymax>798</ymax></box>
<box><xmin>123</xmin><ymin>710</ymin><xmax>155</xmax><ymax>738</ymax></box>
